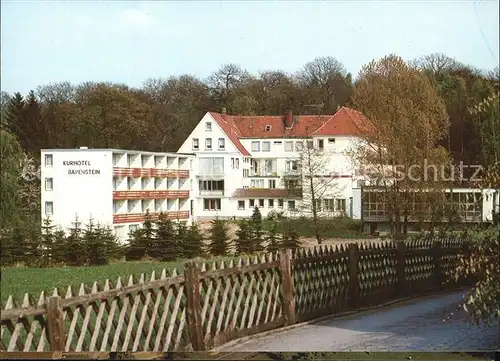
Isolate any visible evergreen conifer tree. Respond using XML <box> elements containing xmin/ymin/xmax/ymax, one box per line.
<box><xmin>40</xmin><ymin>217</ymin><xmax>56</xmax><ymax>267</ymax></box>
<box><xmin>266</xmin><ymin>219</ymin><xmax>282</xmax><ymax>253</ymax></box>
<box><xmin>235</xmin><ymin>219</ymin><xmax>253</xmax><ymax>255</ymax></box>
<box><xmin>151</xmin><ymin>212</ymin><xmax>178</xmax><ymax>261</ymax></box>
<box><xmin>182</xmin><ymin>223</ymin><xmax>204</xmax><ymax>259</ymax></box>
<box><xmin>209</xmin><ymin>217</ymin><xmax>230</xmax><ymax>256</ymax></box>
<box><xmin>64</xmin><ymin>215</ymin><xmax>86</xmax><ymax>266</ymax></box>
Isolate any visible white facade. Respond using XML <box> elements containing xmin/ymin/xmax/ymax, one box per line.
<box><xmin>177</xmin><ymin>111</ymin><xmax>362</xmax><ymax>220</ymax></box>
<box><xmin>40</xmin><ymin>148</ymin><xmax>195</xmax><ymax>241</ymax></box>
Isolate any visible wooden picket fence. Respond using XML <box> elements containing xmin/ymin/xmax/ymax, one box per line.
<box><xmin>1</xmin><ymin>237</ymin><xmax>471</xmax><ymax>352</ymax></box>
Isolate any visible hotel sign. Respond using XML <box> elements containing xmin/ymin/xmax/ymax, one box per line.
<box><xmin>63</xmin><ymin>160</ymin><xmax>101</xmax><ymax>175</ymax></box>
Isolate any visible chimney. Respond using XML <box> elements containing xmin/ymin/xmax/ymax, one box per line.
<box><xmin>285</xmin><ymin>110</ymin><xmax>293</xmax><ymax>128</ymax></box>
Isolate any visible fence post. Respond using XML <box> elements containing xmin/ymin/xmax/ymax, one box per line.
<box><xmin>396</xmin><ymin>241</ymin><xmax>408</xmax><ymax>297</ymax></box>
<box><xmin>433</xmin><ymin>240</ymin><xmax>443</xmax><ymax>288</ymax></box>
<box><xmin>46</xmin><ymin>296</ymin><xmax>64</xmax><ymax>351</ymax></box>
<box><xmin>279</xmin><ymin>248</ymin><xmax>296</xmax><ymax>326</ymax></box>
<box><xmin>184</xmin><ymin>261</ymin><xmax>205</xmax><ymax>351</ymax></box>
<box><xmin>348</xmin><ymin>243</ymin><xmax>360</xmax><ymax>308</ymax></box>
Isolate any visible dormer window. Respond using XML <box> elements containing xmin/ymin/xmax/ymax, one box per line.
<box><xmin>206</xmin><ymin>122</ymin><xmax>212</xmax><ymax>131</ymax></box>
<box><xmin>328</xmin><ymin>138</ymin><xmax>336</xmax><ymax>143</ymax></box>
<box><xmin>264</xmin><ymin>125</ymin><xmax>271</xmax><ymax>132</ymax></box>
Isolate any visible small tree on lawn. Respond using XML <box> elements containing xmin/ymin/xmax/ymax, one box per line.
<box><xmin>174</xmin><ymin>221</ymin><xmax>189</xmax><ymax>259</ymax></box>
<box><xmin>39</xmin><ymin>217</ymin><xmax>56</xmax><ymax>267</ymax></box>
<box><xmin>282</xmin><ymin>223</ymin><xmax>301</xmax><ymax>249</ymax></box>
<box><xmin>248</xmin><ymin>206</ymin><xmax>265</xmax><ymax>253</ymax></box>
<box><xmin>266</xmin><ymin>218</ymin><xmax>282</xmax><ymax>253</ymax></box>
<box><xmin>1</xmin><ymin>227</ymin><xmax>27</xmax><ymax>266</ymax></box>
<box><xmin>209</xmin><ymin>217</ymin><xmax>231</xmax><ymax>257</ymax></box>
<box><xmin>183</xmin><ymin>223</ymin><xmax>204</xmax><ymax>259</ymax></box>
<box><xmin>64</xmin><ymin>215</ymin><xmax>86</xmax><ymax>266</ymax></box>
<box><xmin>125</xmin><ymin>211</ymin><xmax>155</xmax><ymax>261</ymax></box>
<box><xmin>52</xmin><ymin>229</ymin><xmax>67</xmax><ymax>265</ymax></box>
<box><xmin>152</xmin><ymin>212</ymin><xmax>177</xmax><ymax>261</ymax></box>
<box><xmin>84</xmin><ymin>219</ymin><xmax>109</xmax><ymax>266</ymax></box>
<box><xmin>235</xmin><ymin>219</ymin><xmax>253</xmax><ymax>255</ymax></box>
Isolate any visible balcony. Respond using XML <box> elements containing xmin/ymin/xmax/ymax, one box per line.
<box><xmin>113</xmin><ymin>211</ymin><xmax>189</xmax><ymax>224</ymax></box>
<box><xmin>283</xmin><ymin>169</ymin><xmax>301</xmax><ymax>177</ymax></box>
<box><xmin>199</xmin><ymin>190</ymin><xmax>224</xmax><ymax>197</ymax></box>
<box><xmin>113</xmin><ymin>168</ymin><xmax>189</xmax><ymax>179</ymax></box>
<box><xmin>249</xmin><ymin>170</ymin><xmax>279</xmax><ymax>177</ymax></box>
<box><xmin>113</xmin><ymin>190</ymin><xmax>189</xmax><ymax>200</ymax></box>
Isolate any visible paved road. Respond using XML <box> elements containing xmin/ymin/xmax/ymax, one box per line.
<box><xmin>225</xmin><ymin>291</ymin><xmax>500</xmax><ymax>352</ymax></box>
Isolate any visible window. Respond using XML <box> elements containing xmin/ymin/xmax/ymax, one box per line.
<box><xmin>287</xmin><ymin>200</ymin><xmax>296</xmax><ymax>210</ymax></box>
<box><xmin>336</xmin><ymin>199</ymin><xmax>347</xmax><ymax>212</ymax></box>
<box><xmin>324</xmin><ymin>199</ymin><xmax>335</xmax><ymax>211</ymax></box>
<box><xmin>231</xmin><ymin>158</ymin><xmax>235</xmax><ymax>169</ymax></box>
<box><xmin>273</xmin><ymin>141</ymin><xmax>282</xmax><ymax>145</ymax></box>
<box><xmin>284</xmin><ymin>141</ymin><xmax>293</xmax><ymax>152</ymax></box>
<box><xmin>129</xmin><ymin>224</ymin><xmax>139</xmax><ymax>233</ymax></box>
<box><xmin>205</xmin><ymin>138</ymin><xmax>212</xmax><ymax>150</ymax></box>
<box><xmin>315</xmin><ymin>199</ymin><xmax>322</xmax><ymax>212</ymax></box>
<box><xmin>285</xmin><ymin>160</ymin><xmax>299</xmax><ymax>172</ymax></box>
<box><xmin>238</xmin><ymin>200</ymin><xmax>245</xmax><ymax>210</ymax></box>
<box><xmin>295</xmin><ymin>141</ymin><xmax>304</xmax><ymax>151</ymax></box>
<box><xmin>199</xmin><ymin>180</ymin><xmax>224</xmax><ymax>191</ymax></box>
<box><xmin>259</xmin><ymin>199</ymin><xmax>264</xmax><ymax>207</ymax></box>
<box><xmin>251</xmin><ymin>141</ymin><xmax>260</xmax><ymax>152</ymax></box>
<box><xmin>44</xmin><ymin>154</ymin><xmax>53</xmax><ymax>167</ymax></box>
<box><xmin>243</xmin><ymin>169</ymin><xmax>249</xmax><ymax>177</ymax></box>
<box><xmin>262</xmin><ymin>141</ymin><xmax>271</xmax><ymax>152</ymax></box>
<box><xmin>268</xmin><ymin>199</ymin><xmax>274</xmax><ymax>207</ymax></box>
<box><xmin>318</xmin><ymin>139</ymin><xmax>324</xmax><ymax>150</ymax></box>
<box><xmin>328</xmin><ymin>138</ymin><xmax>336</xmax><ymax>143</ymax></box>
<box><xmin>203</xmin><ymin>198</ymin><xmax>221</xmax><ymax>210</ymax></box>
<box><xmin>127</xmin><ymin>177</ymin><xmax>133</xmax><ymax>190</ymax></box>
<box><xmin>268</xmin><ymin>179</ymin><xmax>276</xmax><ymax>188</ymax></box>
<box><xmin>249</xmin><ymin>199</ymin><xmax>255</xmax><ymax>207</ymax></box>
<box><xmin>45</xmin><ymin>178</ymin><xmax>53</xmax><ymax>191</ymax></box>
<box><xmin>205</xmin><ymin>122</ymin><xmax>212</xmax><ymax>131</ymax></box>
<box><xmin>45</xmin><ymin>201</ymin><xmax>54</xmax><ymax>215</ymax></box>
<box><xmin>278</xmin><ymin>199</ymin><xmax>284</xmax><ymax>208</ymax></box>
<box><xmin>265</xmin><ymin>125</ymin><xmax>272</xmax><ymax>132</ymax></box>
<box><xmin>307</xmin><ymin>140</ymin><xmax>314</xmax><ymax>149</ymax></box>
<box><xmin>218</xmin><ymin>138</ymin><xmax>225</xmax><ymax>150</ymax></box>
<box><xmin>235</xmin><ymin>158</ymin><xmax>240</xmax><ymax>169</ymax></box>
<box><xmin>250</xmin><ymin>179</ymin><xmax>264</xmax><ymax>188</ymax></box>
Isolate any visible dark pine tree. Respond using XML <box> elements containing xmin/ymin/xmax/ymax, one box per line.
<box><xmin>64</xmin><ymin>215</ymin><xmax>86</xmax><ymax>266</ymax></box>
<box><xmin>182</xmin><ymin>223</ymin><xmax>204</xmax><ymax>259</ymax></box>
<box><xmin>209</xmin><ymin>217</ymin><xmax>230</xmax><ymax>257</ymax></box>
<box><xmin>151</xmin><ymin>212</ymin><xmax>178</xmax><ymax>261</ymax></box>
<box><xmin>235</xmin><ymin>219</ymin><xmax>253</xmax><ymax>255</ymax></box>
<box><xmin>266</xmin><ymin>218</ymin><xmax>282</xmax><ymax>253</ymax></box>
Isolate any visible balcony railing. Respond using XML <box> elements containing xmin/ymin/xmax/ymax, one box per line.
<box><xmin>199</xmin><ymin>190</ymin><xmax>224</xmax><ymax>197</ymax></box>
<box><xmin>113</xmin><ymin>168</ymin><xmax>189</xmax><ymax>179</ymax></box>
<box><xmin>249</xmin><ymin>171</ymin><xmax>279</xmax><ymax>177</ymax></box>
<box><xmin>113</xmin><ymin>190</ymin><xmax>189</xmax><ymax>200</ymax></box>
<box><xmin>113</xmin><ymin>211</ymin><xmax>189</xmax><ymax>224</ymax></box>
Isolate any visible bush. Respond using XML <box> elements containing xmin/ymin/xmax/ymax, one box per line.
<box><xmin>454</xmin><ymin>226</ymin><xmax>500</xmax><ymax>326</ymax></box>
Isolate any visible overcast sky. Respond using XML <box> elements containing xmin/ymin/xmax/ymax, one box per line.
<box><xmin>1</xmin><ymin>0</ymin><xmax>499</xmax><ymax>94</ymax></box>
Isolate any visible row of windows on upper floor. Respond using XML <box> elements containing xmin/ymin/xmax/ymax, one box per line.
<box><xmin>43</xmin><ymin>154</ymin><xmax>192</xmax><ymax>169</ymax></box>
<box><xmin>202</xmin><ymin>198</ymin><xmax>347</xmax><ymax>212</ymax></box>
<box><xmin>192</xmin><ymin>137</ymin><xmax>337</xmax><ymax>152</ymax></box>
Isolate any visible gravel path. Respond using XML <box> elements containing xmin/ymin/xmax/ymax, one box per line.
<box><xmin>225</xmin><ymin>291</ymin><xmax>500</xmax><ymax>352</ymax></box>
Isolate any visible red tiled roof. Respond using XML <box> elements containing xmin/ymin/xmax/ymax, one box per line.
<box><xmin>209</xmin><ymin>112</ymin><xmax>250</xmax><ymax>156</ymax></box>
<box><xmin>208</xmin><ymin>107</ymin><xmax>372</xmax><ymax>156</ymax></box>
<box><xmin>232</xmin><ymin>188</ymin><xmax>301</xmax><ymax>199</ymax></box>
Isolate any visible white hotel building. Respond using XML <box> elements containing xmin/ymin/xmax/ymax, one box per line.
<box><xmin>41</xmin><ymin>107</ymin><xmax>499</xmax><ymax>240</ymax></box>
